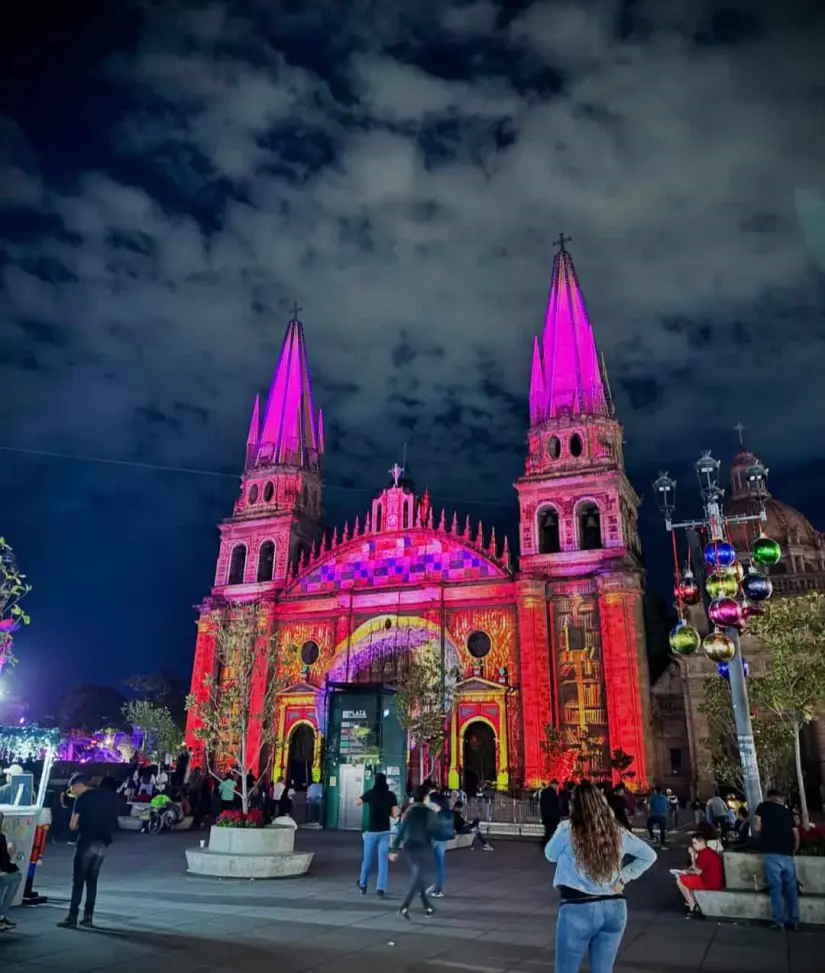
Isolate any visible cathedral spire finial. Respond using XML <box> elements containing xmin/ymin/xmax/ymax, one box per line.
<box><xmin>389</xmin><ymin>463</ymin><xmax>404</xmax><ymax>487</ymax></box>
<box><xmin>734</xmin><ymin>421</ymin><xmax>746</xmax><ymax>448</ymax></box>
<box><xmin>290</xmin><ymin>301</ymin><xmax>303</xmax><ymax>321</ymax></box>
<box><xmin>555</xmin><ymin>232</ymin><xmax>572</xmax><ymax>253</ymax></box>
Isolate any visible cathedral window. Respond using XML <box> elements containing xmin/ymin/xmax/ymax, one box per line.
<box><xmin>257</xmin><ymin>541</ymin><xmax>275</xmax><ymax>582</ymax></box>
<box><xmin>263</xmin><ymin>481</ymin><xmax>274</xmax><ymax>502</ymax></box>
<box><xmin>227</xmin><ymin>544</ymin><xmax>247</xmax><ymax>585</ymax></box>
<box><xmin>402</xmin><ymin>503</ymin><xmax>409</xmax><ymax>529</ymax></box>
<box><xmin>546</xmin><ymin>436</ymin><xmax>561</xmax><ymax>459</ymax></box>
<box><xmin>467</xmin><ymin>630</ymin><xmax>492</xmax><ymax>659</ymax></box>
<box><xmin>375</xmin><ymin>504</ymin><xmax>383</xmax><ymax>532</ymax></box>
<box><xmin>248</xmin><ymin>484</ymin><xmax>259</xmax><ymax>504</ymax></box>
<box><xmin>538</xmin><ymin>506</ymin><xmax>561</xmax><ymax>554</ymax></box>
<box><xmin>569</xmin><ymin>433</ymin><xmax>584</xmax><ymax>458</ymax></box>
<box><xmin>300</xmin><ymin>640</ymin><xmax>320</xmax><ymax>666</ymax></box>
<box><xmin>577</xmin><ymin>502</ymin><xmax>602</xmax><ymax>550</ymax></box>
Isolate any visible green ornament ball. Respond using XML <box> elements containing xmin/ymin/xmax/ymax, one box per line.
<box><xmin>706</xmin><ymin>567</ymin><xmax>740</xmax><ymax>600</ymax></box>
<box><xmin>703</xmin><ymin>630</ymin><xmax>736</xmax><ymax>663</ymax></box>
<box><xmin>669</xmin><ymin>622</ymin><xmax>701</xmax><ymax>656</ymax></box>
<box><xmin>751</xmin><ymin>535</ymin><xmax>781</xmax><ymax>567</ymax></box>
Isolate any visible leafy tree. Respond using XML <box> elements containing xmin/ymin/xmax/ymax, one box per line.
<box><xmin>394</xmin><ymin>649</ymin><xmax>458</xmax><ymax>782</ymax></box>
<box><xmin>539</xmin><ymin>724</ymin><xmax>578</xmax><ymax>783</ymax></box>
<box><xmin>124</xmin><ymin>669</ymin><xmax>187</xmax><ymax>726</ymax></box>
<box><xmin>122</xmin><ymin>700</ymin><xmax>183</xmax><ymax>763</ymax></box>
<box><xmin>58</xmin><ymin>684</ymin><xmax>128</xmax><ymax>734</ymax></box>
<box><xmin>0</xmin><ymin>537</ymin><xmax>32</xmax><ymax>670</ymax></box>
<box><xmin>609</xmin><ymin>748</ymin><xmax>637</xmax><ymax>782</ymax></box>
<box><xmin>698</xmin><ymin>673</ymin><xmax>793</xmax><ymax>796</ymax></box>
<box><xmin>748</xmin><ymin>593</ymin><xmax>825</xmax><ymax>826</ymax></box>
<box><xmin>185</xmin><ymin>606</ymin><xmax>281</xmax><ymax>814</ymax></box>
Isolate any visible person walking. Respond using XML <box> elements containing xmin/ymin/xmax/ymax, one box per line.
<box><xmin>540</xmin><ymin>780</ymin><xmax>561</xmax><ymax>847</ymax></box>
<box><xmin>306</xmin><ymin>777</ymin><xmax>324</xmax><ymax>826</ymax></box>
<box><xmin>753</xmin><ymin>789</ymin><xmax>800</xmax><ymax>930</ymax></box>
<box><xmin>355</xmin><ymin>772</ymin><xmax>398</xmax><ymax>897</ymax></box>
<box><xmin>546</xmin><ymin>780</ymin><xmax>656</xmax><ymax>972</ymax></box>
<box><xmin>666</xmin><ymin>790</ymin><xmax>680</xmax><ymax>831</ymax></box>
<box><xmin>705</xmin><ymin>792</ymin><xmax>729</xmax><ymax>837</ymax></box>
<box><xmin>646</xmin><ymin>787</ymin><xmax>669</xmax><ymax>847</ymax></box>
<box><xmin>57</xmin><ymin>774</ymin><xmax>118</xmax><ymax>929</ymax></box>
<box><xmin>390</xmin><ymin>784</ymin><xmax>439</xmax><ymax>919</ymax></box>
<box><xmin>0</xmin><ymin>812</ymin><xmax>23</xmax><ymax>932</ymax></box>
<box><xmin>427</xmin><ymin>792</ymin><xmax>456</xmax><ymax>898</ymax></box>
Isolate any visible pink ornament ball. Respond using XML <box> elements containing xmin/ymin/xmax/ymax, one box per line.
<box><xmin>707</xmin><ymin>596</ymin><xmax>744</xmax><ymax>629</ymax></box>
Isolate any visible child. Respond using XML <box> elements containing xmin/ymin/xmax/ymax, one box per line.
<box><xmin>675</xmin><ymin>832</ymin><xmax>724</xmax><ymax>918</ymax></box>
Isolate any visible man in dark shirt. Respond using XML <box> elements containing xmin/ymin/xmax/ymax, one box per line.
<box><xmin>539</xmin><ymin>780</ymin><xmax>561</xmax><ymax>846</ymax></box>
<box><xmin>355</xmin><ymin>773</ymin><xmax>398</xmax><ymax>897</ymax></box>
<box><xmin>753</xmin><ymin>789</ymin><xmax>799</xmax><ymax>930</ymax></box>
<box><xmin>57</xmin><ymin>774</ymin><xmax>118</xmax><ymax>929</ymax></box>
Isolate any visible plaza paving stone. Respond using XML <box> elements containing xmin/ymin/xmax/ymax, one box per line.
<box><xmin>0</xmin><ymin>829</ymin><xmax>822</xmax><ymax>971</ymax></box>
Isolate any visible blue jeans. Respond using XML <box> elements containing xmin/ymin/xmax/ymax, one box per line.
<box><xmin>0</xmin><ymin>871</ymin><xmax>22</xmax><ymax>916</ymax></box>
<box><xmin>763</xmin><ymin>854</ymin><xmax>799</xmax><ymax>924</ymax></box>
<box><xmin>359</xmin><ymin>831</ymin><xmax>391</xmax><ymax>892</ymax></box>
<box><xmin>555</xmin><ymin>899</ymin><xmax>627</xmax><ymax>973</ymax></box>
<box><xmin>432</xmin><ymin>840</ymin><xmax>447</xmax><ymax>892</ymax></box>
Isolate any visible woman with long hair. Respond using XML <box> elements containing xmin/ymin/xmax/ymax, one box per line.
<box><xmin>546</xmin><ymin>780</ymin><xmax>656</xmax><ymax>972</ymax></box>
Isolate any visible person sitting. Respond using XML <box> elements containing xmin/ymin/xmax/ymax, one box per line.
<box><xmin>271</xmin><ymin>796</ymin><xmax>298</xmax><ymax>829</ymax></box>
<box><xmin>676</xmin><ymin>832</ymin><xmax>724</xmax><ymax>918</ymax></box>
<box><xmin>693</xmin><ymin>821</ymin><xmax>724</xmax><ymax>854</ymax></box>
<box><xmin>723</xmin><ymin>807</ymin><xmax>750</xmax><ymax>848</ymax></box>
<box><xmin>452</xmin><ymin>801</ymin><xmax>492</xmax><ymax>850</ymax></box>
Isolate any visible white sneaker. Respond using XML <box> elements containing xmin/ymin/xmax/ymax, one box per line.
<box><xmin>482</xmin><ymin>844</ymin><xmax>494</xmax><ymax>851</ymax></box>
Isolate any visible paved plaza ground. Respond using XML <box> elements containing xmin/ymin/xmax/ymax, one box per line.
<box><xmin>0</xmin><ymin>829</ymin><xmax>822</xmax><ymax>972</ymax></box>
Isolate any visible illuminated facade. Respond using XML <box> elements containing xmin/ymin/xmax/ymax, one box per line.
<box><xmin>185</xmin><ymin>245</ymin><xmax>654</xmax><ymax>798</ymax></box>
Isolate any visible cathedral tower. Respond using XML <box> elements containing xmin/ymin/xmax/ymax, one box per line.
<box><xmin>515</xmin><ymin>239</ymin><xmax>652</xmax><ymax>786</ymax></box>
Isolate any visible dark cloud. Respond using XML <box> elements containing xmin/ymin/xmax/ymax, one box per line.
<box><xmin>0</xmin><ymin>0</ymin><xmax>823</xmax><ymax>702</ymax></box>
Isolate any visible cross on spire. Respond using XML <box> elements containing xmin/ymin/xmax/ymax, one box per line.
<box><xmin>389</xmin><ymin>463</ymin><xmax>404</xmax><ymax>487</ymax></box>
<box><xmin>290</xmin><ymin>301</ymin><xmax>303</xmax><ymax>321</ymax></box>
<box><xmin>555</xmin><ymin>232</ymin><xmax>572</xmax><ymax>252</ymax></box>
<box><xmin>734</xmin><ymin>422</ymin><xmax>746</xmax><ymax>448</ymax></box>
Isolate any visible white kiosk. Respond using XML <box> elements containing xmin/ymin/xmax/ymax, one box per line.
<box><xmin>0</xmin><ymin>725</ymin><xmax>59</xmax><ymax>907</ymax></box>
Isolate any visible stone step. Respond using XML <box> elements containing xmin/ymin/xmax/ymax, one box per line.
<box><xmin>694</xmin><ymin>889</ymin><xmax>825</xmax><ymax>925</ymax></box>
<box><xmin>185</xmin><ymin>848</ymin><xmax>313</xmax><ymax>879</ymax></box>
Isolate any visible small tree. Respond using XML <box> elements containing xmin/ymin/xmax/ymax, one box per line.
<box><xmin>698</xmin><ymin>672</ymin><xmax>793</xmax><ymax>794</ymax></box>
<box><xmin>0</xmin><ymin>537</ymin><xmax>32</xmax><ymax>671</ymax></box>
<box><xmin>609</xmin><ymin>748</ymin><xmax>637</xmax><ymax>782</ymax></box>
<box><xmin>122</xmin><ymin>700</ymin><xmax>183</xmax><ymax>763</ymax></box>
<box><xmin>185</xmin><ymin>606</ymin><xmax>281</xmax><ymax>815</ymax></box>
<box><xmin>394</xmin><ymin>648</ymin><xmax>457</xmax><ymax>782</ymax></box>
<box><xmin>748</xmin><ymin>593</ymin><xmax>825</xmax><ymax>826</ymax></box>
<box><xmin>539</xmin><ymin>724</ymin><xmax>578</xmax><ymax>783</ymax></box>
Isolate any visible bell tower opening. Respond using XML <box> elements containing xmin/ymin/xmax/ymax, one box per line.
<box><xmin>578</xmin><ymin>503</ymin><xmax>602</xmax><ymax>550</ymax></box>
<box><xmin>538</xmin><ymin>507</ymin><xmax>561</xmax><ymax>554</ymax></box>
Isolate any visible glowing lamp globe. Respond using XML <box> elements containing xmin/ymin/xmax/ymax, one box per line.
<box><xmin>703</xmin><ymin>630</ymin><xmax>736</xmax><ymax>663</ymax></box>
<box><xmin>706</xmin><ymin>567</ymin><xmax>739</xmax><ymax>600</ymax></box>
<box><xmin>742</xmin><ymin>570</ymin><xmax>773</xmax><ymax>602</ymax></box>
<box><xmin>669</xmin><ymin>622</ymin><xmax>701</xmax><ymax>656</ymax></box>
<box><xmin>674</xmin><ymin>573</ymin><xmax>701</xmax><ymax>606</ymax></box>
<box><xmin>703</xmin><ymin>541</ymin><xmax>736</xmax><ymax>568</ymax></box>
<box><xmin>708</xmin><ymin>596</ymin><xmax>744</xmax><ymax>629</ymax></box>
<box><xmin>751</xmin><ymin>536</ymin><xmax>781</xmax><ymax>568</ymax></box>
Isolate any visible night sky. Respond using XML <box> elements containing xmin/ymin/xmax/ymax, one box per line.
<box><xmin>2</xmin><ymin>1</ymin><xmax>824</xmax><ymax>714</ymax></box>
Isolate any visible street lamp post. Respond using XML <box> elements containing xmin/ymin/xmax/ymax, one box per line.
<box><xmin>653</xmin><ymin>451</ymin><xmax>776</xmax><ymax>814</ymax></box>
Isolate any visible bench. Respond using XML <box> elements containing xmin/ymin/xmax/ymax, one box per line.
<box><xmin>694</xmin><ymin>889</ymin><xmax>825</xmax><ymax>925</ymax></box>
<box><xmin>444</xmin><ymin>833</ymin><xmax>475</xmax><ymax>851</ymax></box>
<box><xmin>118</xmin><ymin>814</ymin><xmax>194</xmax><ymax>832</ymax></box>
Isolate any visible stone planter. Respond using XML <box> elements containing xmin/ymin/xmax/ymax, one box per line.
<box><xmin>185</xmin><ymin>824</ymin><xmax>313</xmax><ymax>879</ymax></box>
<box><xmin>723</xmin><ymin>851</ymin><xmax>825</xmax><ymax>893</ymax></box>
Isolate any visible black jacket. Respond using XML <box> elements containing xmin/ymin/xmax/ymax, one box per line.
<box><xmin>392</xmin><ymin>803</ymin><xmax>439</xmax><ymax>851</ymax></box>
<box><xmin>540</xmin><ymin>786</ymin><xmax>560</xmax><ymax>825</ymax></box>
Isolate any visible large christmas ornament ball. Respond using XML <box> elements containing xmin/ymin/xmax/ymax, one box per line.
<box><xmin>751</xmin><ymin>536</ymin><xmax>781</xmax><ymax>568</ymax></box>
<box><xmin>704</xmin><ymin>541</ymin><xmax>736</xmax><ymax>568</ymax></box>
<box><xmin>742</xmin><ymin>603</ymin><xmax>765</xmax><ymax>620</ymax></box>
<box><xmin>669</xmin><ymin>621</ymin><xmax>701</xmax><ymax>656</ymax></box>
<box><xmin>708</xmin><ymin>596</ymin><xmax>744</xmax><ymax>628</ymax></box>
<box><xmin>674</xmin><ymin>573</ymin><xmax>701</xmax><ymax>606</ymax></box>
<box><xmin>706</xmin><ymin>567</ymin><xmax>740</xmax><ymax>599</ymax></box>
<box><xmin>742</xmin><ymin>570</ymin><xmax>773</xmax><ymax>602</ymax></box>
<box><xmin>703</xmin><ymin>630</ymin><xmax>736</xmax><ymax>663</ymax></box>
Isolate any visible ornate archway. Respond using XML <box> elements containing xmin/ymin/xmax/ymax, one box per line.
<box><xmin>286</xmin><ymin>722</ymin><xmax>316</xmax><ymax>789</ymax></box>
<box><xmin>462</xmin><ymin>720</ymin><xmax>496</xmax><ymax>795</ymax></box>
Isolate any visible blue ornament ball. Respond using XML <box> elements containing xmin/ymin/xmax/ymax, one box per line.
<box><xmin>704</xmin><ymin>541</ymin><xmax>737</xmax><ymax>568</ymax></box>
<box><xmin>742</xmin><ymin>570</ymin><xmax>773</xmax><ymax>602</ymax></box>
<box><xmin>718</xmin><ymin>658</ymin><xmax>750</xmax><ymax>681</ymax></box>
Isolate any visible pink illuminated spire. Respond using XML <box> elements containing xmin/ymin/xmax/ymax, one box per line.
<box><xmin>256</xmin><ymin>304</ymin><xmax>320</xmax><ymax>468</ymax></box>
<box><xmin>534</xmin><ymin>235</ymin><xmax>609</xmax><ymax>423</ymax></box>
<box><xmin>528</xmin><ymin>337</ymin><xmax>545</xmax><ymax>426</ymax></box>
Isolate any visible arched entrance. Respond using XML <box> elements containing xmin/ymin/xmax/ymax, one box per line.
<box><xmin>462</xmin><ymin>721</ymin><xmax>496</xmax><ymax>795</ymax></box>
<box><xmin>287</xmin><ymin>723</ymin><xmax>316</xmax><ymax>789</ymax></box>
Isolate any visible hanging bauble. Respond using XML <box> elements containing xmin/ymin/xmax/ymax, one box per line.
<box><xmin>703</xmin><ymin>541</ymin><xmax>736</xmax><ymax>568</ymax></box>
<box><xmin>708</xmin><ymin>596</ymin><xmax>744</xmax><ymax>629</ymax></box>
<box><xmin>718</xmin><ymin>658</ymin><xmax>749</xmax><ymax>681</ymax></box>
<box><xmin>742</xmin><ymin>603</ymin><xmax>765</xmax><ymax>620</ymax></box>
<box><xmin>669</xmin><ymin>621</ymin><xmax>701</xmax><ymax>656</ymax></box>
<box><xmin>674</xmin><ymin>573</ymin><xmax>701</xmax><ymax>606</ymax></box>
<box><xmin>703</xmin><ymin>630</ymin><xmax>736</xmax><ymax>663</ymax></box>
<box><xmin>742</xmin><ymin>570</ymin><xmax>773</xmax><ymax>602</ymax></box>
<box><xmin>732</xmin><ymin>561</ymin><xmax>745</xmax><ymax>584</ymax></box>
<box><xmin>706</xmin><ymin>567</ymin><xmax>739</xmax><ymax>599</ymax></box>
<box><xmin>751</xmin><ymin>535</ymin><xmax>781</xmax><ymax>568</ymax></box>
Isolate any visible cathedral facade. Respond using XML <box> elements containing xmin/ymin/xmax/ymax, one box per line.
<box><xmin>184</xmin><ymin>245</ymin><xmax>654</xmax><ymax>815</ymax></box>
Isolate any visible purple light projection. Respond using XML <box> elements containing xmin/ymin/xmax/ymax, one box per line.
<box><xmin>529</xmin><ymin>242</ymin><xmax>608</xmax><ymax>422</ymax></box>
